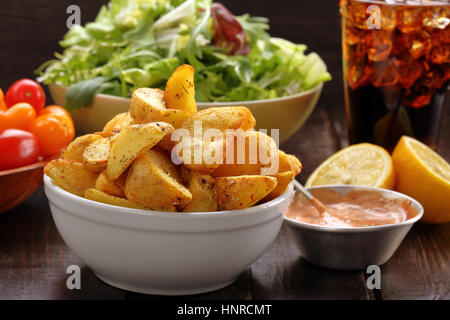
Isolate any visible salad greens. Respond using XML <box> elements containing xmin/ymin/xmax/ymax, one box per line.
<box><xmin>37</xmin><ymin>0</ymin><xmax>331</xmax><ymax>111</ymax></box>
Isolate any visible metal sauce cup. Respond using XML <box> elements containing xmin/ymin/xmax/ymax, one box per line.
<box><xmin>283</xmin><ymin>185</ymin><xmax>424</xmax><ymax>270</ymax></box>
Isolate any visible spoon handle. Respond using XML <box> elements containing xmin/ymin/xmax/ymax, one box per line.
<box><xmin>292</xmin><ymin>179</ymin><xmax>314</xmax><ymax>200</ymax></box>
<box><xmin>292</xmin><ymin>179</ymin><xmax>327</xmax><ymax>214</ymax></box>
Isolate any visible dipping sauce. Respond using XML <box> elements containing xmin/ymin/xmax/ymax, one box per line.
<box><xmin>285</xmin><ymin>189</ymin><xmax>417</xmax><ymax>228</ymax></box>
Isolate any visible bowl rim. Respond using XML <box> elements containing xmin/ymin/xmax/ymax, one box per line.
<box><xmin>48</xmin><ymin>82</ymin><xmax>323</xmax><ymax>106</ymax></box>
<box><xmin>0</xmin><ymin>156</ymin><xmax>57</xmax><ymax>177</ymax></box>
<box><xmin>44</xmin><ymin>174</ymin><xmax>294</xmax><ymax>219</ymax></box>
<box><xmin>283</xmin><ymin>184</ymin><xmax>424</xmax><ymax>233</ymax></box>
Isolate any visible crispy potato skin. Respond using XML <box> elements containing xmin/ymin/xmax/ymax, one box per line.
<box><xmin>124</xmin><ymin>149</ymin><xmax>192</xmax><ymax>211</ymax></box>
<box><xmin>181</xmin><ymin>107</ymin><xmax>255</xmax><ymax>133</ymax></box>
<box><xmin>164</xmin><ymin>64</ymin><xmax>197</xmax><ymax>112</ymax></box>
<box><xmin>130</xmin><ymin>88</ymin><xmax>166</xmax><ymax>123</ymax></box>
<box><xmin>83</xmin><ymin>137</ymin><xmax>111</xmax><ymax>173</ymax></box>
<box><xmin>103</xmin><ymin>112</ymin><xmax>133</xmax><ymax>133</ymax></box>
<box><xmin>145</xmin><ymin>148</ymin><xmax>182</xmax><ymax>183</ymax></box>
<box><xmin>157</xmin><ymin>109</ymin><xmax>196</xmax><ymax>128</ymax></box>
<box><xmin>215</xmin><ymin>175</ymin><xmax>278</xmax><ymax>211</ymax></box>
<box><xmin>183</xmin><ymin>173</ymin><xmax>217</xmax><ymax>212</ymax></box>
<box><xmin>62</xmin><ymin>134</ymin><xmax>103</xmax><ymax>162</ymax></box>
<box><xmin>278</xmin><ymin>150</ymin><xmax>302</xmax><ymax>176</ymax></box>
<box><xmin>95</xmin><ymin>171</ymin><xmax>126</xmax><ymax>197</ymax></box>
<box><xmin>84</xmin><ymin>188</ymin><xmax>150</xmax><ymax>210</ymax></box>
<box><xmin>44</xmin><ymin>160</ymin><xmax>98</xmax><ymax>197</ymax></box>
<box><xmin>263</xmin><ymin>171</ymin><xmax>295</xmax><ymax>201</ymax></box>
<box><xmin>106</xmin><ymin>122</ymin><xmax>174</xmax><ymax>180</ymax></box>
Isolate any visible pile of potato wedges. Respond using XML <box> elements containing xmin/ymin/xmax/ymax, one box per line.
<box><xmin>45</xmin><ymin>65</ymin><xmax>302</xmax><ymax>212</ymax></box>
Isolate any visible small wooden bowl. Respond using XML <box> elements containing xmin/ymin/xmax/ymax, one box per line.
<box><xmin>0</xmin><ymin>159</ymin><xmax>53</xmax><ymax>214</ymax></box>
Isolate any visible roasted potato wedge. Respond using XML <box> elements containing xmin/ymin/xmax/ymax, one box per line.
<box><xmin>158</xmin><ymin>109</ymin><xmax>196</xmax><ymax>128</ymax></box>
<box><xmin>215</xmin><ymin>175</ymin><xmax>278</xmax><ymax>211</ymax></box>
<box><xmin>129</xmin><ymin>87</ymin><xmax>194</xmax><ymax>152</ymax></box>
<box><xmin>145</xmin><ymin>147</ymin><xmax>182</xmax><ymax>183</ymax></box>
<box><xmin>83</xmin><ymin>137</ymin><xmax>111</xmax><ymax>173</ymax></box>
<box><xmin>130</xmin><ymin>88</ymin><xmax>166</xmax><ymax>123</ymax></box>
<box><xmin>44</xmin><ymin>160</ymin><xmax>98</xmax><ymax>197</ymax></box>
<box><xmin>103</xmin><ymin>112</ymin><xmax>133</xmax><ymax>133</ymax></box>
<box><xmin>264</xmin><ymin>171</ymin><xmax>295</xmax><ymax>201</ymax></box>
<box><xmin>94</xmin><ymin>131</ymin><xmax>116</xmax><ymax>138</ymax></box>
<box><xmin>62</xmin><ymin>134</ymin><xmax>103</xmax><ymax>162</ymax></box>
<box><xmin>278</xmin><ymin>150</ymin><xmax>302</xmax><ymax>175</ymax></box>
<box><xmin>137</xmin><ymin>108</ymin><xmax>196</xmax><ymax>152</ymax></box>
<box><xmin>130</xmin><ymin>86</ymin><xmax>195</xmax><ymax>126</ymax></box>
<box><xmin>212</xmin><ymin>131</ymin><xmax>279</xmax><ymax>177</ymax></box>
<box><xmin>183</xmin><ymin>173</ymin><xmax>217</xmax><ymax>212</ymax></box>
<box><xmin>124</xmin><ymin>149</ymin><xmax>192</xmax><ymax>210</ymax></box>
<box><xmin>180</xmin><ymin>165</ymin><xmax>193</xmax><ymax>185</ymax></box>
<box><xmin>50</xmin><ymin>65</ymin><xmax>303</xmax><ymax>212</ymax></box>
<box><xmin>157</xmin><ymin>135</ymin><xmax>176</xmax><ymax>153</ymax></box>
<box><xmin>106</xmin><ymin>122</ymin><xmax>174</xmax><ymax>180</ymax></box>
<box><xmin>84</xmin><ymin>188</ymin><xmax>149</xmax><ymax>210</ymax></box>
<box><xmin>95</xmin><ymin>171</ymin><xmax>126</xmax><ymax>197</ymax></box>
<box><xmin>177</xmin><ymin>107</ymin><xmax>256</xmax><ymax>173</ymax></box>
<box><xmin>181</xmin><ymin>106</ymin><xmax>255</xmax><ymax>133</ymax></box>
<box><xmin>135</xmin><ymin>108</ymin><xmax>195</xmax><ymax>128</ymax></box>
<box><xmin>164</xmin><ymin>64</ymin><xmax>197</xmax><ymax>112</ymax></box>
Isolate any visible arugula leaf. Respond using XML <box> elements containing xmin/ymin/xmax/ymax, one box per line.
<box><xmin>183</xmin><ymin>0</ymin><xmax>211</xmax><ymax>69</ymax></box>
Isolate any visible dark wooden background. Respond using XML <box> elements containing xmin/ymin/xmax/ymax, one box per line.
<box><xmin>0</xmin><ymin>0</ymin><xmax>448</xmax><ymax>300</ymax></box>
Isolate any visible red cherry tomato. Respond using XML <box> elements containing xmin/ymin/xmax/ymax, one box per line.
<box><xmin>0</xmin><ymin>129</ymin><xmax>41</xmax><ymax>171</ymax></box>
<box><xmin>0</xmin><ymin>89</ymin><xmax>6</xmax><ymax>111</ymax></box>
<box><xmin>39</xmin><ymin>105</ymin><xmax>71</xmax><ymax>118</ymax></box>
<box><xmin>5</xmin><ymin>79</ymin><xmax>46</xmax><ymax>114</ymax></box>
<box><xmin>29</xmin><ymin>114</ymin><xmax>75</xmax><ymax>156</ymax></box>
<box><xmin>0</xmin><ymin>103</ymin><xmax>36</xmax><ymax>132</ymax></box>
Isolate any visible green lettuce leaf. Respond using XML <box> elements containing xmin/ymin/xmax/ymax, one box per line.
<box><xmin>37</xmin><ymin>0</ymin><xmax>331</xmax><ymax>110</ymax></box>
<box><xmin>65</xmin><ymin>77</ymin><xmax>107</xmax><ymax>111</ymax></box>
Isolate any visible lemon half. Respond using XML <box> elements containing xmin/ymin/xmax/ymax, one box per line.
<box><xmin>305</xmin><ymin>143</ymin><xmax>395</xmax><ymax>189</ymax></box>
<box><xmin>392</xmin><ymin>136</ymin><xmax>450</xmax><ymax>224</ymax></box>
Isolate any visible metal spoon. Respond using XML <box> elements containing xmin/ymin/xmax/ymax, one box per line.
<box><xmin>292</xmin><ymin>179</ymin><xmax>327</xmax><ymax>214</ymax></box>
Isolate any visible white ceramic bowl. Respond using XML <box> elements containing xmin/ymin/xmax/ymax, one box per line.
<box><xmin>44</xmin><ymin>175</ymin><xmax>294</xmax><ymax>295</ymax></box>
<box><xmin>49</xmin><ymin>83</ymin><xmax>323</xmax><ymax>143</ymax></box>
<box><xmin>284</xmin><ymin>185</ymin><xmax>424</xmax><ymax>270</ymax></box>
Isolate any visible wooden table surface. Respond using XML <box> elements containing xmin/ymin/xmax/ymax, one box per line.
<box><xmin>0</xmin><ymin>104</ymin><xmax>449</xmax><ymax>300</ymax></box>
<box><xmin>0</xmin><ymin>0</ymin><xmax>449</xmax><ymax>300</ymax></box>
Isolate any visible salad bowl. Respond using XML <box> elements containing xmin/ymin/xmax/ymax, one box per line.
<box><xmin>49</xmin><ymin>83</ymin><xmax>322</xmax><ymax>143</ymax></box>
